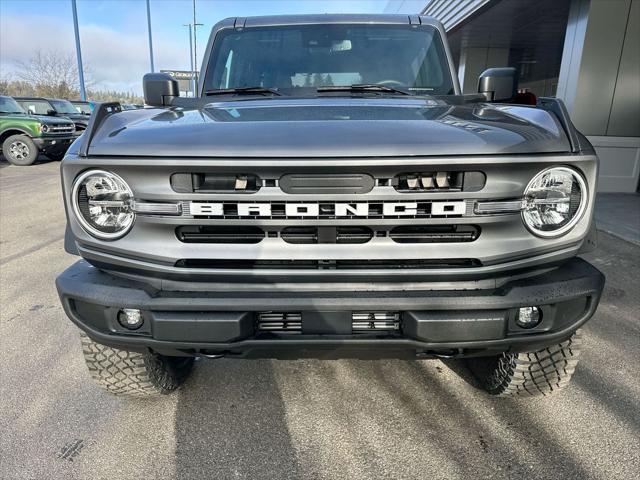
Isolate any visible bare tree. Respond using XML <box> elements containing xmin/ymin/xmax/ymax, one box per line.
<box><xmin>2</xmin><ymin>49</ymin><xmax>142</xmax><ymax>103</ymax></box>
<box><xmin>14</xmin><ymin>50</ymin><xmax>92</xmax><ymax>98</ymax></box>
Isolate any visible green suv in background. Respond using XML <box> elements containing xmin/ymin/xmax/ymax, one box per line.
<box><xmin>0</xmin><ymin>95</ymin><xmax>77</xmax><ymax>165</ymax></box>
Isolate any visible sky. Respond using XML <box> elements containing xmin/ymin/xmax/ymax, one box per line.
<box><xmin>0</xmin><ymin>0</ymin><xmax>417</xmax><ymax>95</ymax></box>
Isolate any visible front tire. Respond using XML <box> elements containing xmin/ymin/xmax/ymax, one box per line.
<box><xmin>464</xmin><ymin>332</ymin><xmax>582</xmax><ymax>397</ymax></box>
<box><xmin>80</xmin><ymin>332</ymin><xmax>194</xmax><ymax>397</ymax></box>
<box><xmin>2</xmin><ymin>134</ymin><xmax>39</xmax><ymax>166</ymax></box>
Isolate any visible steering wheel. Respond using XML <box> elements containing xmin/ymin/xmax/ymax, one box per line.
<box><xmin>377</xmin><ymin>80</ymin><xmax>406</xmax><ymax>87</ymax></box>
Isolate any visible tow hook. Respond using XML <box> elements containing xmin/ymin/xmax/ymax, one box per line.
<box><xmin>198</xmin><ymin>352</ymin><xmax>225</xmax><ymax>359</ymax></box>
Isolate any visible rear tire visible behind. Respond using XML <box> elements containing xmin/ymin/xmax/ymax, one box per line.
<box><xmin>464</xmin><ymin>332</ymin><xmax>582</xmax><ymax>397</ymax></box>
<box><xmin>80</xmin><ymin>332</ymin><xmax>194</xmax><ymax>397</ymax></box>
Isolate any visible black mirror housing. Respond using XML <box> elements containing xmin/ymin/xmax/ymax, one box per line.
<box><xmin>47</xmin><ymin>109</ymin><xmax>57</xmax><ymax>116</ymax></box>
<box><xmin>478</xmin><ymin>67</ymin><xmax>518</xmax><ymax>102</ymax></box>
<box><xmin>143</xmin><ymin>73</ymin><xmax>179</xmax><ymax>106</ymax></box>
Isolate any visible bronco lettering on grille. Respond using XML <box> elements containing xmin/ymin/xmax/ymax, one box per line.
<box><xmin>188</xmin><ymin>201</ymin><xmax>467</xmax><ymax>217</ymax></box>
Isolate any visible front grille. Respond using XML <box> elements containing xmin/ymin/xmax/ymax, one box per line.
<box><xmin>46</xmin><ymin>125</ymin><xmax>75</xmax><ymax>134</ymax></box>
<box><xmin>175</xmin><ymin>259</ymin><xmax>481</xmax><ymax>269</ymax></box>
<box><xmin>389</xmin><ymin>225</ymin><xmax>479</xmax><ymax>243</ymax></box>
<box><xmin>175</xmin><ymin>225</ymin><xmax>477</xmax><ymax>245</ymax></box>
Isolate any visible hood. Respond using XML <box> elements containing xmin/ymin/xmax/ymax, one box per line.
<box><xmin>35</xmin><ymin>114</ymin><xmax>75</xmax><ymax>126</ymax></box>
<box><xmin>88</xmin><ymin>98</ymin><xmax>572</xmax><ymax>158</ymax></box>
<box><xmin>60</xmin><ymin>112</ymin><xmax>89</xmax><ymax>124</ymax></box>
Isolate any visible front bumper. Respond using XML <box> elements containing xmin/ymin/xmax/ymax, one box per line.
<box><xmin>56</xmin><ymin>258</ymin><xmax>604</xmax><ymax>359</ymax></box>
<box><xmin>33</xmin><ymin>135</ymin><xmax>79</xmax><ymax>152</ymax></box>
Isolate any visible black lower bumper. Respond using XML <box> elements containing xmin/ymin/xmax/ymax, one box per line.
<box><xmin>56</xmin><ymin>258</ymin><xmax>605</xmax><ymax>359</ymax></box>
<box><xmin>33</xmin><ymin>135</ymin><xmax>78</xmax><ymax>152</ymax></box>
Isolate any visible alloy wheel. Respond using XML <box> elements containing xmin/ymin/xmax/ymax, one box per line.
<box><xmin>9</xmin><ymin>140</ymin><xmax>30</xmax><ymax>160</ymax></box>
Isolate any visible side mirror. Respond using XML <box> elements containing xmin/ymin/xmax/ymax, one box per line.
<box><xmin>478</xmin><ymin>67</ymin><xmax>517</xmax><ymax>102</ymax></box>
<box><xmin>47</xmin><ymin>109</ymin><xmax>57</xmax><ymax>116</ymax></box>
<box><xmin>143</xmin><ymin>72</ymin><xmax>179</xmax><ymax>106</ymax></box>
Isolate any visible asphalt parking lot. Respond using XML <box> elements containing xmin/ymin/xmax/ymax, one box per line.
<box><xmin>1</xmin><ymin>158</ymin><xmax>639</xmax><ymax>480</ymax></box>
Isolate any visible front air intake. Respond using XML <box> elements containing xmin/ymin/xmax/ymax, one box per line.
<box><xmin>389</xmin><ymin>225</ymin><xmax>479</xmax><ymax>243</ymax></box>
<box><xmin>352</xmin><ymin>312</ymin><xmax>401</xmax><ymax>332</ymax></box>
<box><xmin>257</xmin><ymin>312</ymin><xmax>302</xmax><ymax>333</ymax></box>
<box><xmin>176</xmin><ymin>226</ymin><xmax>265</xmax><ymax>243</ymax></box>
<box><xmin>281</xmin><ymin>226</ymin><xmax>373</xmax><ymax>244</ymax></box>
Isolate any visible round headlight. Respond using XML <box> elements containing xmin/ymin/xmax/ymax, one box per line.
<box><xmin>522</xmin><ymin>166</ymin><xmax>587</xmax><ymax>238</ymax></box>
<box><xmin>41</xmin><ymin>124</ymin><xmax>49</xmax><ymax>133</ymax></box>
<box><xmin>72</xmin><ymin>170</ymin><xmax>135</xmax><ymax>239</ymax></box>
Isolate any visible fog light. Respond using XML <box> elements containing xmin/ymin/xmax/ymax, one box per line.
<box><xmin>516</xmin><ymin>306</ymin><xmax>542</xmax><ymax>328</ymax></box>
<box><xmin>117</xmin><ymin>308</ymin><xmax>143</xmax><ymax>330</ymax></box>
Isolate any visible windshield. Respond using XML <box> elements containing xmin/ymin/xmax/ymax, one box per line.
<box><xmin>72</xmin><ymin>102</ymin><xmax>92</xmax><ymax>114</ymax></box>
<box><xmin>50</xmin><ymin>99</ymin><xmax>79</xmax><ymax>114</ymax></box>
<box><xmin>205</xmin><ymin>24</ymin><xmax>454</xmax><ymax>95</ymax></box>
<box><xmin>17</xmin><ymin>99</ymin><xmax>54</xmax><ymax>115</ymax></box>
<box><xmin>0</xmin><ymin>96</ymin><xmax>26</xmax><ymax>114</ymax></box>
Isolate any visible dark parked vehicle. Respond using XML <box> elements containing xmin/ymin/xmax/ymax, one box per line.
<box><xmin>15</xmin><ymin>97</ymin><xmax>89</xmax><ymax>133</ymax></box>
<box><xmin>56</xmin><ymin>14</ymin><xmax>604</xmax><ymax>398</ymax></box>
<box><xmin>70</xmin><ymin>100</ymin><xmax>94</xmax><ymax>115</ymax></box>
<box><xmin>0</xmin><ymin>95</ymin><xmax>77</xmax><ymax>165</ymax></box>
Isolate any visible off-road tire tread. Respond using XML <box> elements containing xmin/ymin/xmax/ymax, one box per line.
<box><xmin>80</xmin><ymin>332</ymin><xmax>194</xmax><ymax>397</ymax></box>
<box><xmin>468</xmin><ymin>332</ymin><xmax>582</xmax><ymax>397</ymax></box>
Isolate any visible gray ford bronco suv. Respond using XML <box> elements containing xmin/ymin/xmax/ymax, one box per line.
<box><xmin>56</xmin><ymin>14</ymin><xmax>605</xmax><ymax>398</ymax></box>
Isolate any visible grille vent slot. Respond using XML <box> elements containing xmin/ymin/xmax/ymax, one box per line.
<box><xmin>352</xmin><ymin>312</ymin><xmax>401</xmax><ymax>332</ymax></box>
<box><xmin>176</xmin><ymin>226</ymin><xmax>264</xmax><ymax>244</ymax></box>
<box><xmin>175</xmin><ymin>259</ymin><xmax>481</xmax><ymax>269</ymax></box>
<box><xmin>279</xmin><ymin>173</ymin><xmax>374</xmax><ymax>194</ymax></box>
<box><xmin>394</xmin><ymin>171</ymin><xmax>485</xmax><ymax>192</ymax></box>
<box><xmin>390</xmin><ymin>225</ymin><xmax>479</xmax><ymax>243</ymax></box>
<box><xmin>281</xmin><ymin>227</ymin><xmax>373</xmax><ymax>244</ymax></box>
<box><xmin>257</xmin><ymin>312</ymin><xmax>302</xmax><ymax>333</ymax></box>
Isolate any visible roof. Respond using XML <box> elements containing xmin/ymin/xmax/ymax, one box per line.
<box><xmin>226</xmin><ymin>13</ymin><xmax>442</xmax><ymax>29</ymax></box>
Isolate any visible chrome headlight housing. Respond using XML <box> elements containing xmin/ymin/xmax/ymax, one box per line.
<box><xmin>522</xmin><ymin>166</ymin><xmax>587</xmax><ymax>238</ymax></box>
<box><xmin>40</xmin><ymin>124</ymin><xmax>49</xmax><ymax>133</ymax></box>
<box><xmin>72</xmin><ymin>170</ymin><xmax>135</xmax><ymax>240</ymax></box>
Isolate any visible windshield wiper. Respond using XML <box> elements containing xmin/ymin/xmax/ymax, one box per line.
<box><xmin>205</xmin><ymin>87</ymin><xmax>282</xmax><ymax>96</ymax></box>
<box><xmin>316</xmin><ymin>84</ymin><xmax>412</xmax><ymax>96</ymax></box>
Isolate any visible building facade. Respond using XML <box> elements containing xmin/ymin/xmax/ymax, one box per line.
<box><xmin>385</xmin><ymin>0</ymin><xmax>640</xmax><ymax>192</ymax></box>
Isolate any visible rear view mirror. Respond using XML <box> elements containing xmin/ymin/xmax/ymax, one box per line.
<box><xmin>143</xmin><ymin>72</ymin><xmax>179</xmax><ymax>106</ymax></box>
<box><xmin>47</xmin><ymin>109</ymin><xmax>57</xmax><ymax>116</ymax></box>
<box><xmin>478</xmin><ymin>67</ymin><xmax>517</xmax><ymax>102</ymax></box>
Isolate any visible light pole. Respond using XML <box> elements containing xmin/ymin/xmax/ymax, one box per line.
<box><xmin>183</xmin><ymin>24</ymin><xmax>195</xmax><ymax>96</ymax></box>
<box><xmin>146</xmin><ymin>0</ymin><xmax>155</xmax><ymax>72</ymax></box>
<box><xmin>71</xmin><ymin>0</ymin><xmax>86</xmax><ymax>100</ymax></box>
<box><xmin>192</xmin><ymin>0</ymin><xmax>203</xmax><ymax>92</ymax></box>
